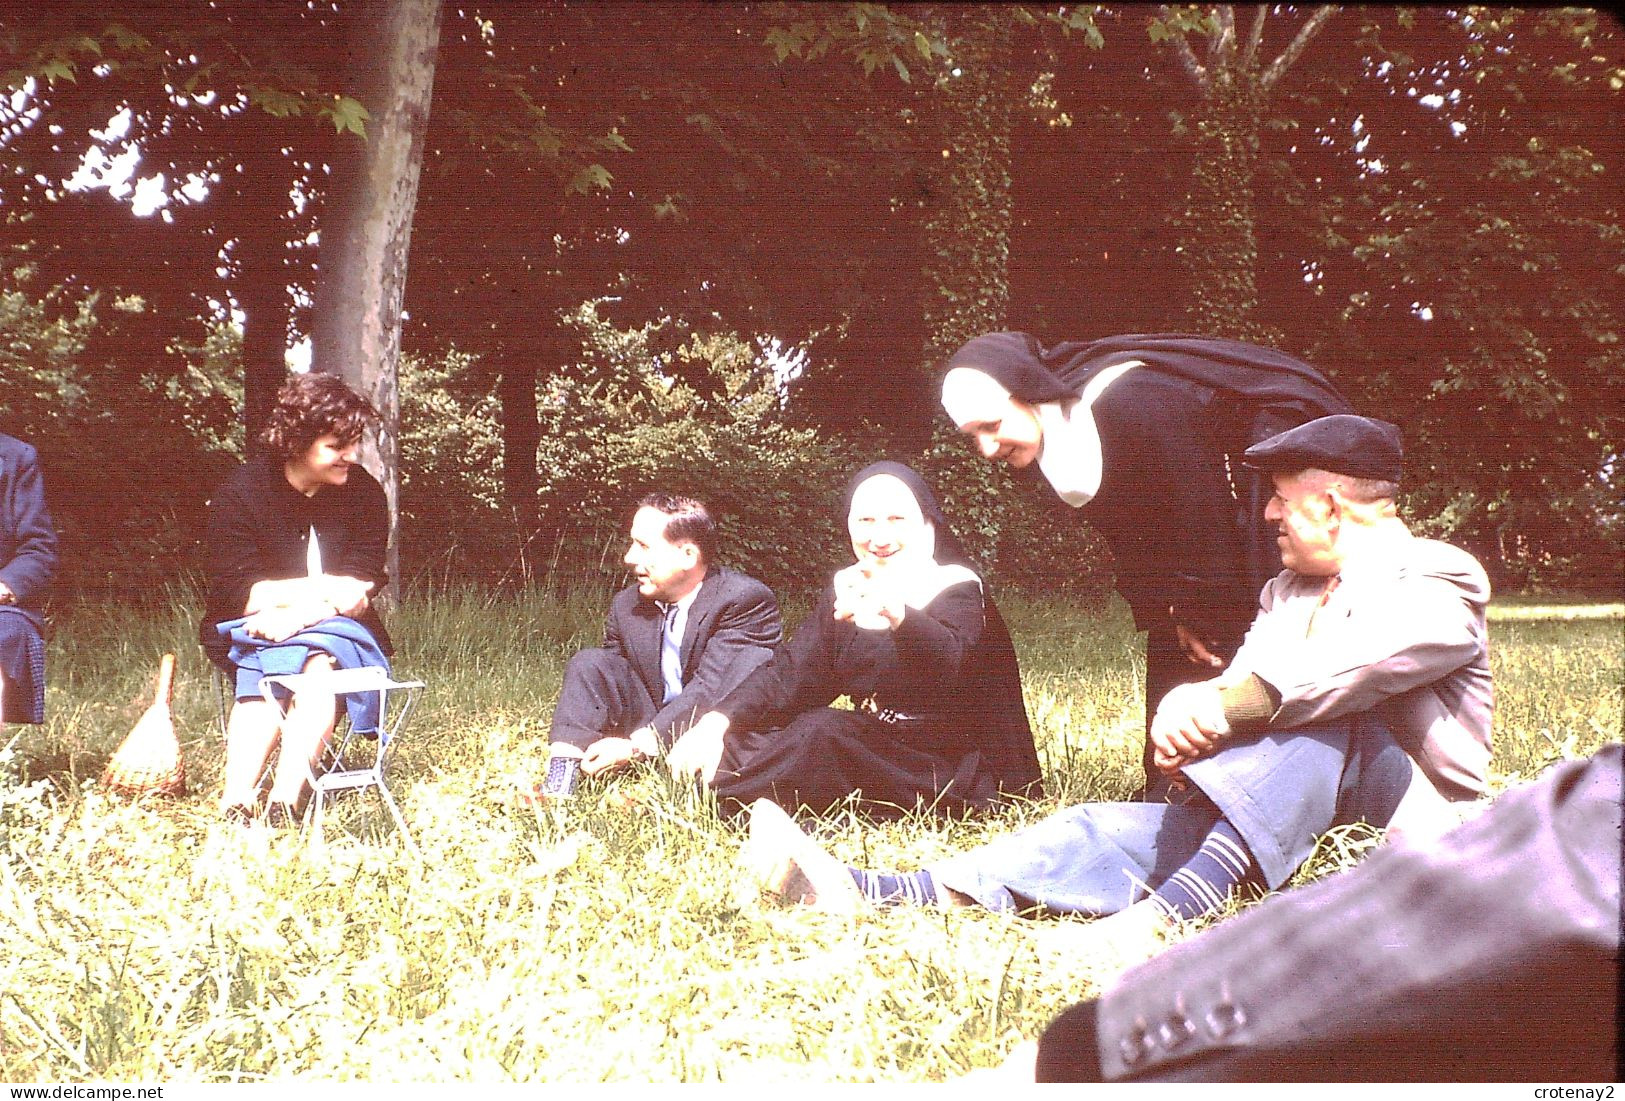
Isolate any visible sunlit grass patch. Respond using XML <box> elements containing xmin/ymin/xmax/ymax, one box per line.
<box><xmin>2</xmin><ymin>587</ymin><xmax>1617</xmax><ymax>1080</ymax></box>
<box><xmin>1487</xmin><ymin>601</ymin><xmax>1623</xmax><ymax>621</ymax></box>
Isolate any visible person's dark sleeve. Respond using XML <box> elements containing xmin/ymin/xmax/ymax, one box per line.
<box><xmin>0</xmin><ymin>442</ymin><xmax>58</xmax><ymax>603</ymax></box>
<box><xmin>889</xmin><ymin>579</ymin><xmax>984</xmax><ymax>690</ymax></box>
<box><xmin>1035</xmin><ymin>1001</ymin><xmax>1103</xmax><ymax>1082</ymax></box>
<box><xmin>204</xmin><ymin>476</ymin><xmax>276</xmax><ymax>617</ymax></box>
<box><xmin>714</xmin><ymin>586</ymin><xmax>844</xmax><ymax>733</ymax></box>
<box><xmin>602</xmin><ymin>593</ymin><xmax>629</xmax><ymax>654</ymax></box>
<box><xmin>326</xmin><ymin>475</ymin><xmax>389</xmax><ymax>591</ymax></box>
<box><xmin>650</xmin><ymin>578</ymin><xmax>781</xmax><ymax>744</ymax></box>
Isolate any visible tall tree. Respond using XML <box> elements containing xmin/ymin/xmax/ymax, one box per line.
<box><xmin>1296</xmin><ymin>7</ymin><xmax>1625</xmax><ymax>587</ymax></box>
<box><xmin>406</xmin><ymin>2</ymin><xmax>926</xmax><ymax>538</ymax></box>
<box><xmin>916</xmin><ymin>8</ymin><xmax>1018</xmax><ymax>372</ymax></box>
<box><xmin>1149</xmin><ymin>3</ymin><xmax>1337</xmax><ymax>344</ymax></box>
<box><xmin>760</xmin><ymin>3</ymin><xmax>1044</xmax><ymax>443</ymax></box>
<box><xmin>311</xmin><ymin>0</ymin><xmax>441</xmax><ymax>599</ymax></box>
<box><xmin>1</xmin><ymin>1</ymin><xmax>363</xmax><ymax>443</ymax></box>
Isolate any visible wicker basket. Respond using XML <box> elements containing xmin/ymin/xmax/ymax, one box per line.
<box><xmin>102</xmin><ymin>653</ymin><xmax>187</xmax><ymax>798</ymax></box>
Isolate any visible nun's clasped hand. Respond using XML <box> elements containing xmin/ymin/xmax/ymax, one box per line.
<box><xmin>831</xmin><ymin>563</ymin><xmax>905</xmax><ymax>631</ymax></box>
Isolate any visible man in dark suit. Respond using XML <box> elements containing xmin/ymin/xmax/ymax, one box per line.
<box><xmin>531</xmin><ymin>493</ymin><xmax>781</xmax><ymax>798</ymax></box>
<box><xmin>0</xmin><ymin>432</ymin><xmax>58</xmax><ymax>725</ymax></box>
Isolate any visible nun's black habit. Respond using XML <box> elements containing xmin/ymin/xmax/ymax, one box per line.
<box><xmin>944</xmin><ymin>332</ymin><xmax>1352</xmax><ymax>789</ymax></box>
<box><xmin>710</xmin><ymin>462</ymin><xmax>1042</xmax><ymax>815</ymax></box>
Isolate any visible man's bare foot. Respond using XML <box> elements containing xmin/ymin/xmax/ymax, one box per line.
<box><xmin>738</xmin><ymin>798</ymin><xmax>864</xmax><ymax>914</ymax></box>
<box><xmin>960</xmin><ymin>1040</ymin><xmax>1039</xmax><ymax>1082</ymax></box>
<box><xmin>1060</xmin><ymin>900</ymin><xmax>1178</xmax><ymax>983</ymax></box>
<box><xmin>1386</xmin><ymin>760</ymin><xmax>1487</xmax><ymax>847</ymax></box>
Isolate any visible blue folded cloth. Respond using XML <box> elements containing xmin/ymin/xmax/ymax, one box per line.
<box><xmin>220</xmin><ymin>615</ymin><xmax>391</xmax><ymax>734</ymax></box>
<box><xmin>0</xmin><ymin>606</ymin><xmax>45</xmax><ymax>724</ymax></box>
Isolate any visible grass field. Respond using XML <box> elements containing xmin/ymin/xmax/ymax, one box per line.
<box><xmin>2</xmin><ymin>586</ymin><xmax>1619</xmax><ymax>1081</ymax></box>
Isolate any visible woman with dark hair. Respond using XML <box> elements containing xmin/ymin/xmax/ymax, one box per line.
<box><xmin>940</xmin><ymin>333</ymin><xmax>1351</xmax><ymax>794</ymax></box>
<box><xmin>666</xmin><ymin>461</ymin><xmax>1042</xmax><ymax>816</ymax></box>
<box><xmin>200</xmin><ymin>372</ymin><xmax>392</xmax><ymax>824</ymax></box>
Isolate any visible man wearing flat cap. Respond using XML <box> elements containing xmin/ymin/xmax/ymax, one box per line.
<box><xmin>1149</xmin><ymin>413</ymin><xmax>1492</xmax><ymax>804</ymax></box>
<box><xmin>742</xmin><ymin>414</ymin><xmax>1493</xmax><ymax>971</ymax></box>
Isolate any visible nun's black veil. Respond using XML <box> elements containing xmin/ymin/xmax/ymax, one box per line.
<box><xmin>944</xmin><ymin>331</ymin><xmax>1351</xmax><ymax>422</ymax></box>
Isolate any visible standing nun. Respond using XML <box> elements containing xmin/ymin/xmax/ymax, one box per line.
<box><xmin>940</xmin><ymin>332</ymin><xmax>1351</xmax><ymax>794</ymax></box>
<box><xmin>667</xmin><ymin>461</ymin><xmax>1042</xmax><ymax>816</ymax></box>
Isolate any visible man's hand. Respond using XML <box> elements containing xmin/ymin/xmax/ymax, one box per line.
<box><xmin>666</xmin><ymin>711</ymin><xmax>729</xmax><ymax>785</ymax></box>
<box><xmin>1150</xmin><ymin>681</ymin><xmax>1231</xmax><ymax>774</ymax></box>
<box><xmin>0</xmin><ymin>580</ymin><xmax>13</xmax><ymax>605</ymax></box>
<box><xmin>1172</xmin><ymin>615</ymin><xmax>1225</xmax><ymax>670</ymax></box>
<box><xmin>582</xmin><ymin>727</ymin><xmax>661</xmax><ymax>777</ymax></box>
<box><xmin>582</xmin><ymin>737</ymin><xmax>640</xmax><ymax>777</ymax></box>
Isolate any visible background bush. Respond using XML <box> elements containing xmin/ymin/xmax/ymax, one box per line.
<box><xmin>0</xmin><ymin>265</ymin><xmax>1605</xmax><ymax>611</ymax></box>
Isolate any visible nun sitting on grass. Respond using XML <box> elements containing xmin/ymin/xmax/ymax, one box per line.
<box><xmin>665</xmin><ymin>461</ymin><xmax>1042</xmax><ymax>817</ymax></box>
<box><xmin>198</xmin><ymin>372</ymin><xmax>393</xmax><ymax>827</ymax></box>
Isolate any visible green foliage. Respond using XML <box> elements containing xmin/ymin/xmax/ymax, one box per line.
<box><xmin>439</xmin><ymin>296</ymin><xmax>1118</xmax><ymax>601</ymax></box>
<box><xmin>531</xmin><ymin>304</ymin><xmax>861</xmax><ymax>592</ymax></box>
<box><xmin>0</xmin><ymin>269</ymin><xmax>239</xmax><ymax>603</ymax></box>
<box><xmin>0</xmin><ymin>268</ymin><xmax>95</xmax><ymax>418</ymax></box>
<box><xmin>1145</xmin><ymin>7</ymin><xmax>1220</xmax><ymax>45</ymax></box>
<box><xmin>323</xmin><ymin>93</ymin><xmax>369</xmax><ymax>136</ymax></box>
<box><xmin>1045</xmin><ymin>5</ymin><xmax>1106</xmax><ymax>48</ymax></box>
<box><xmin>400</xmin><ymin>349</ymin><xmax>504</xmax><ymax>511</ymax></box>
<box><xmin>1305</xmin><ymin>8</ymin><xmax>1624</xmax><ymax>592</ymax></box>
<box><xmin>162</xmin><ymin>322</ymin><xmax>247</xmax><ymax>459</ymax></box>
<box><xmin>762</xmin><ymin>3</ymin><xmax>949</xmax><ymax>83</ymax></box>
<box><xmin>5</xmin><ymin>3</ymin><xmax>1619</xmax><ymax>608</ymax></box>
<box><xmin>396</xmin><ymin>348</ymin><xmax>508</xmax><ymax>578</ymax></box>
<box><xmin>2</xmin><ymin>12</ymin><xmax>367</xmax><ymax>133</ymax></box>
<box><xmin>433</xmin><ymin>56</ymin><xmax>633</xmax><ymax>197</ymax></box>
<box><xmin>916</xmin><ymin>10</ymin><xmax>1016</xmax><ymax>368</ymax></box>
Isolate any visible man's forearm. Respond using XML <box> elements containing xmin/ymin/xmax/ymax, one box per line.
<box><xmin>1217</xmin><ymin>674</ymin><xmax>1280</xmax><ymax>729</ymax></box>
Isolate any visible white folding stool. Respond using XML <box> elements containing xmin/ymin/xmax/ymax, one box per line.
<box><xmin>259</xmin><ymin>666</ymin><xmax>425</xmax><ymax>852</ymax></box>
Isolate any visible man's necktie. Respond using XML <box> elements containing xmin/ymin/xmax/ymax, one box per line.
<box><xmin>659</xmin><ymin>601</ymin><xmax>684</xmax><ymax>703</ymax></box>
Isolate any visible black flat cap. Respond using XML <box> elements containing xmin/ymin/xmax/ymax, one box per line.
<box><xmin>1242</xmin><ymin>414</ymin><xmax>1404</xmax><ymax>482</ymax></box>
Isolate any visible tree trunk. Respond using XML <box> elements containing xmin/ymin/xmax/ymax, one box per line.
<box><xmin>920</xmin><ymin>10</ymin><xmax>1014</xmax><ymax>373</ymax></box>
<box><xmin>1164</xmin><ymin>4</ymin><xmax>1336</xmax><ymax>346</ymax></box>
<box><xmin>311</xmin><ymin>0</ymin><xmax>442</xmax><ymax>601</ymax></box>
<box><xmin>1176</xmin><ymin>83</ymin><xmax>1281</xmax><ymax>345</ymax></box>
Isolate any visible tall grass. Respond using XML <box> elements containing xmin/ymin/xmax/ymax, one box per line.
<box><xmin>1</xmin><ymin>589</ymin><xmax>1618</xmax><ymax>1081</ymax></box>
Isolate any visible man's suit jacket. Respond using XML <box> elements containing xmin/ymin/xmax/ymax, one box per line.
<box><xmin>1036</xmin><ymin>745</ymin><xmax>1622</xmax><ymax>1082</ymax></box>
<box><xmin>603</xmin><ymin>565</ymin><xmax>780</xmax><ymax>746</ymax></box>
<box><xmin>0</xmin><ymin>433</ymin><xmax>58</xmax><ymax>630</ymax></box>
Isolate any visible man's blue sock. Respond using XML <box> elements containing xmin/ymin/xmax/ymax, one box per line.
<box><xmin>849</xmin><ymin>867</ymin><xmax>939</xmax><ymax>906</ymax></box>
<box><xmin>1153</xmin><ymin>817</ymin><xmax>1260</xmax><ymax>921</ymax></box>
